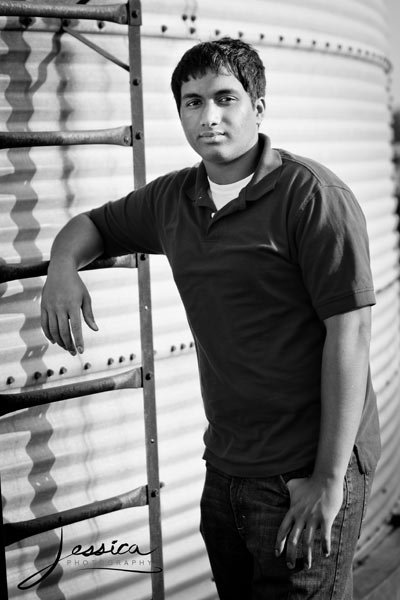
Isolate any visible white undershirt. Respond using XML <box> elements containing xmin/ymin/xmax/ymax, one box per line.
<box><xmin>208</xmin><ymin>173</ymin><xmax>254</xmax><ymax>213</ymax></box>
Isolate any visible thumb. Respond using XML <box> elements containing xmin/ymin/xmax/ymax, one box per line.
<box><xmin>82</xmin><ymin>292</ymin><xmax>99</xmax><ymax>332</ymax></box>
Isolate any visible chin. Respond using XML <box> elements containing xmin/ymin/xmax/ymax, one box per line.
<box><xmin>198</xmin><ymin>147</ymin><xmax>232</xmax><ymax>163</ymax></box>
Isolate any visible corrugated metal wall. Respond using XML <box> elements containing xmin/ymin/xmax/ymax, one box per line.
<box><xmin>0</xmin><ymin>1</ymin><xmax>398</xmax><ymax>598</ymax></box>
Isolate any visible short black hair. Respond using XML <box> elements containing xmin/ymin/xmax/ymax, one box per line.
<box><xmin>171</xmin><ymin>37</ymin><xmax>266</xmax><ymax>112</ymax></box>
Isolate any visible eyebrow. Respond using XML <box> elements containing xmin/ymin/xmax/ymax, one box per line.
<box><xmin>181</xmin><ymin>88</ymin><xmax>239</xmax><ymax>101</ymax></box>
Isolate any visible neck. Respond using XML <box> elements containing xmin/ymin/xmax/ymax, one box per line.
<box><xmin>204</xmin><ymin>139</ymin><xmax>261</xmax><ymax>184</ymax></box>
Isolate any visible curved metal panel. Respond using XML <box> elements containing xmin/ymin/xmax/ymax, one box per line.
<box><xmin>0</xmin><ymin>1</ymin><xmax>398</xmax><ymax>598</ymax></box>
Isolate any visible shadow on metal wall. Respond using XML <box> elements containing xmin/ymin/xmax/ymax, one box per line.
<box><xmin>0</xmin><ymin>25</ymin><xmax>68</xmax><ymax>600</ymax></box>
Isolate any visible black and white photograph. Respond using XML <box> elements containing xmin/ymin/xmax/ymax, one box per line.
<box><xmin>1</xmin><ymin>1</ymin><xmax>400</xmax><ymax>599</ymax></box>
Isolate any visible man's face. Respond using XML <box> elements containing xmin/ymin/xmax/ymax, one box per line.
<box><xmin>179</xmin><ymin>68</ymin><xmax>265</xmax><ymax>170</ymax></box>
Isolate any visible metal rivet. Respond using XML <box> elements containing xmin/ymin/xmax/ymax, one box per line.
<box><xmin>182</xmin><ymin>13</ymin><xmax>188</xmax><ymax>21</ymax></box>
<box><xmin>150</xmin><ymin>438</ymin><xmax>155</xmax><ymax>444</ymax></box>
<box><xmin>140</xmin><ymin>253</ymin><xmax>147</xmax><ymax>261</ymax></box>
<box><xmin>279</xmin><ymin>35</ymin><xmax>284</xmax><ymax>42</ymax></box>
<box><xmin>215</xmin><ymin>29</ymin><xmax>221</xmax><ymax>36</ymax></box>
<box><xmin>33</xmin><ymin>371</ymin><xmax>41</xmax><ymax>380</ymax></box>
<box><xmin>325</xmin><ymin>42</ymin><xmax>330</xmax><ymax>48</ymax></box>
<box><xmin>145</xmin><ymin>373</ymin><xmax>152</xmax><ymax>381</ymax></box>
<box><xmin>170</xmin><ymin>345</ymin><xmax>176</xmax><ymax>352</ymax></box>
<box><xmin>97</xmin><ymin>20</ymin><xmax>105</xmax><ymax>29</ymax></box>
<box><xmin>190</xmin><ymin>14</ymin><xmax>197</xmax><ymax>22</ymax></box>
<box><xmin>84</xmin><ymin>362</ymin><xmax>91</xmax><ymax>370</ymax></box>
<box><xmin>132</xmin><ymin>9</ymin><xmax>139</xmax><ymax>18</ymax></box>
<box><xmin>46</xmin><ymin>369</ymin><xmax>54</xmax><ymax>377</ymax></box>
<box><xmin>59</xmin><ymin>367</ymin><xmax>68</xmax><ymax>375</ymax></box>
<box><xmin>180</xmin><ymin>343</ymin><xmax>186</xmax><ymax>350</ymax></box>
<box><xmin>119</xmin><ymin>356</ymin><xmax>125</xmax><ymax>363</ymax></box>
<box><xmin>161</xmin><ymin>24</ymin><xmax>167</xmax><ymax>33</ymax></box>
<box><xmin>238</xmin><ymin>31</ymin><xmax>243</xmax><ymax>38</ymax></box>
<box><xmin>19</xmin><ymin>16</ymin><xmax>34</xmax><ymax>28</ymax></box>
<box><xmin>6</xmin><ymin>376</ymin><xmax>14</xmax><ymax>385</ymax></box>
<box><xmin>189</xmin><ymin>27</ymin><xmax>196</xmax><ymax>34</ymax></box>
<box><xmin>107</xmin><ymin>358</ymin><xmax>114</xmax><ymax>366</ymax></box>
<box><xmin>150</xmin><ymin>489</ymin><xmax>159</xmax><ymax>497</ymax></box>
<box><xmin>135</xmin><ymin>131</ymin><xmax>142</xmax><ymax>140</ymax></box>
<box><xmin>132</xmin><ymin>78</ymin><xmax>141</xmax><ymax>86</ymax></box>
<box><xmin>296</xmin><ymin>38</ymin><xmax>301</xmax><ymax>44</ymax></box>
<box><xmin>259</xmin><ymin>33</ymin><xmax>265</xmax><ymax>40</ymax></box>
<box><xmin>189</xmin><ymin>341</ymin><xmax>195</xmax><ymax>348</ymax></box>
<box><xmin>130</xmin><ymin>353</ymin><xmax>135</xmax><ymax>361</ymax></box>
<box><xmin>312</xmin><ymin>40</ymin><xmax>317</xmax><ymax>46</ymax></box>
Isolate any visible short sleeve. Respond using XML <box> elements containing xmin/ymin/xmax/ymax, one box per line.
<box><xmin>295</xmin><ymin>185</ymin><xmax>375</xmax><ymax>320</ymax></box>
<box><xmin>88</xmin><ymin>180</ymin><xmax>164</xmax><ymax>257</ymax></box>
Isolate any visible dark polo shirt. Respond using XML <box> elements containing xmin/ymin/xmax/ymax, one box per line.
<box><xmin>89</xmin><ymin>134</ymin><xmax>381</xmax><ymax>477</ymax></box>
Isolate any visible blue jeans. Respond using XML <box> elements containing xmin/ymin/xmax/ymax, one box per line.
<box><xmin>200</xmin><ymin>453</ymin><xmax>371</xmax><ymax>600</ymax></box>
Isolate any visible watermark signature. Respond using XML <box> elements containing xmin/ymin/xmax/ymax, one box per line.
<box><xmin>18</xmin><ymin>529</ymin><xmax>162</xmax><ymax>590</ymax></box>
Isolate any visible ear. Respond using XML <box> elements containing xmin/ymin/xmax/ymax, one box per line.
<box><xmin>255</xmin><ymin>97</ymin><xmax>266</xmax><ymax>125</ymax></box>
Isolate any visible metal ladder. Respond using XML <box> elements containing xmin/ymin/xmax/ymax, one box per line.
<box><xmin>0</xmin><ymin>2</ymin><xmax>164</xmax><ymax>598</ymax></box>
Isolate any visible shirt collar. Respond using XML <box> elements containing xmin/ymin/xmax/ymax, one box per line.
<box><xmin>191</xmin><ymin>134</ymin><xmax>282</xmax><ymax>207</ymax></box>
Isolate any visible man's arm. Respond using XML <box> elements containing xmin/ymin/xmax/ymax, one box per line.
<box><xmin>41</xmin><ymin>214</ymin><xmax>105</xmax><ymax>355</ymax></box>
<box><xmin>275</xmin><ymin>306</ymin><xmax>371</xmax><ymax>569</ymax></box>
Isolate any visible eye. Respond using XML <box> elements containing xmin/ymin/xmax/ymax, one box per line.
<box><xmin>185</xmin><ymin>98</ymin><xmax>201</xmax><ymax>108</ymax></box>
<box><xmin>218</xmin><ymin>96</ymin><xmax>236</xmax><ymax>104</ymax></box>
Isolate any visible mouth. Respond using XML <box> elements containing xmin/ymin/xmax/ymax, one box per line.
<box><xmin>198</xmin><ymin>131</ymin><xmax>225</xmax><ymax>140</ymax></box>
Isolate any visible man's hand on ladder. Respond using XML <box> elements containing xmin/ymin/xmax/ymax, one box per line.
<box><xmin>41</xmin><ymin>266</ymin><xmax>98</xmax><ymax>355</ymax></box>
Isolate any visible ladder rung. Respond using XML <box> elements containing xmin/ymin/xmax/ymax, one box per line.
<box><xmin>0</xmin><ymin>255</ymin><xmax>137</xmax><ymax>284</ymax></box>
<box><xmin>0</xmin><ymin>368</ymin><xmax>143</xmax><ymax>416</ymax></box>
<box><xmin>0</xmin><ymin>1</ymin><xmax>128</xmax><ymax>25</ymax></box>
<box><xmin>0</xmin><ymin>126</ymin><xmax>132</xmax><ymax>149</ymax></box>
<box><xmin>4</xmin><ymin>485</ymin><xmax>149</xmax><ymax>546</ymax></box>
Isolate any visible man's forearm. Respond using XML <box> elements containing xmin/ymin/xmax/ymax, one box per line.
<box><xmin>49</xmin><ymin>213</ymin><xmax>104</xmax><ymax>271</ymax></box>
<box><xmin>41</xmin><ymin>213</ymin><xmax>105</xmax><ymax>352</ymax></box>
<box><xmin>313</xmin><ymin>307</ymin><xmax>372</xmax><ymax>483</ymax></box>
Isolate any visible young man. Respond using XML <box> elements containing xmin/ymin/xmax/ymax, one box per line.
<box><xmin>41</xmin><ymin>38</ymin><xmax>381</xmax><ymax>599</ymax></box>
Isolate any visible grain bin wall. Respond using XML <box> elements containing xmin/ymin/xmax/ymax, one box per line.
<box><xmin>0</xmin><ymin>1</ymin><xmax>398</xmax><ymax>599</ymax></box>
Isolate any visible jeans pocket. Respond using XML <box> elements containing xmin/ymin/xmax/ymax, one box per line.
<box><xmin>278</xmin><ymin>468</ymin><xmax>312</xmax><ymax>499</ymax></box>
<box><xmin>277</xmin><ymin>475</ymin><xmax>291</xmax><ymax>498</ymax></box>
<box><xmin>279</xmin><ymin>465</ymin><xmax>312</xmax><ymax>501</ymax></box>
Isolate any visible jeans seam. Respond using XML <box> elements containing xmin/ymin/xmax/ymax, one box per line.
<box><xmin>330</xmin><ymin>467</ymin><xmax>352</xmax><ymax>599</ymax></box>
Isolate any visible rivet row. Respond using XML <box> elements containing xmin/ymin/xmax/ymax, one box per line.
<box><xmin>4</xmin><ymin>352</ymin><xmax>141</xmax><ymax>386</ymax></box>
<box><xmin>170</xmin><ymin>341</ymin><xmax>195</xmax><ymax>353</ymax></box>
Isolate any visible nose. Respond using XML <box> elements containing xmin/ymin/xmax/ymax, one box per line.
<box><xmin>201</xmin><ymin>101</ymin><xmax>221</xmax><ymax>127</ymax></box>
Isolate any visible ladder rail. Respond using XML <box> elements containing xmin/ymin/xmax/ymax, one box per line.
<box><xmin>128</xmin><ymin>1</ymin><xmax>165</xmax><ymax>595</ymax></box>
